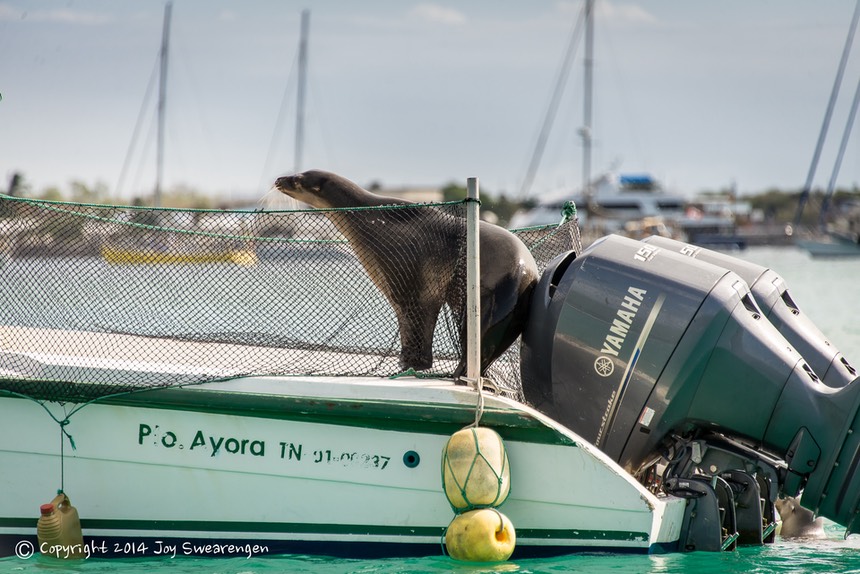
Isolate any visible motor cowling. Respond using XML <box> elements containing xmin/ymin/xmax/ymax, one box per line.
<box><xmin>521</xmin><ymin>234</ymin><xmax>860</xmax><ymax>533</ymax></box>
<box><xmin>642</xmin><ymin>235</ymin><xmax>857</xmax><ymax>387</ymax></box>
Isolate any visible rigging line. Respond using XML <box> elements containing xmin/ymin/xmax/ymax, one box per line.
<box><xmin>171</xmin><ymin>21</ymin><xmax>219</xmax><ymax>191</ymax></box>
<box><xmin>794</xmin><ymin>0</ymin><xmax>860</xmax><ymax>226</ymax></box>
<box><xmin>130</xmin><ymin>106</ymin><xmax>160</xmax><ymax>200</ymax></box>
<box><xmin>600</xmin><ymin>6</ymin><xmax>648</xmax><ymax>171</ymax></box>
<box><xmin>820</xmin><ymin>72</ymin><xmax>860</xmax><ymax>229</ymax></box>
<box><xmin>258</xmin><ymin>51</ymin><xmax>299</xmax><ymax>194</ymax></box>
<box><xmin>114</xmin><ymin>53</ymin><xmax>160</xmax><ymax>199</ymax></box>
<box><xmin>60</xmin><ymin>417</ymin><xmax>65</xmax><ymax>492</ymax></box>
<box><xmin>518</xmin><ymin>4</ymin><xmax>587</xmax><ymax>199</ymax></box>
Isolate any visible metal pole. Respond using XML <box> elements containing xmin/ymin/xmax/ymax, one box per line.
<box><xmin>294</xmin><ymin>9</ymin><xmax>310</xmax><ymax>172</ymax></box>
<box><xmin>466</xmin><ymin>177</ymin><xmax>481</xmax><ymax>382</ymax></box>
<box><xmin>820</xmin><ymin>73</ymin><xmax>860</xmax><ymax>229</ymax></box>
<box><xmin>794</xmin><ymin>0</ymin><xmax>860</xmax><ymax>226</ymax></box>
<box><xmin>581</xmin><ymin>0</ymin><xmax>594</xmax><ymax>205</ymax></box>
<box><xmin>155</xmin><ymin>1</ymin><xmax>172</xmax><ymax>207</ymax></box>
<box><xmin>518</xmin><ymin>7</ymin><xmax>586</xmax><ymax>198</ymax></box>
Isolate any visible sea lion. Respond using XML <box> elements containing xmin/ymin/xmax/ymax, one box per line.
<box><xmin>274</xmin><ymin>169</ymin><xmax>539</xmax><ymax>377</ymax></box>
<box><xmin>775</xmin><ymin>496</ymin><xmax>826</xmax><ymax>539</ymax></box>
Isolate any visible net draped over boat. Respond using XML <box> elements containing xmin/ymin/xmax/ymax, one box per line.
<box><xmin>0</xmin><ymin>195</ymin><xmax>580</xmax><ymax>405</ymax></box>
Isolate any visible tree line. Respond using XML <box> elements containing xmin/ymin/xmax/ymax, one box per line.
<box><xmin>5</xmin><ymin>172</ymin><xmax>860</xmax><ymax>228</ymax></box>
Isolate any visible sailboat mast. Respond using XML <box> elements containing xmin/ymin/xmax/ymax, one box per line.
<box><xmin>294</xmin><ymin>9</ymin><xmax>310</xmax><ymax>173</ymax></box>
<box><xmin>581</xmin><ymin>0</ymin><xmax>594</xmax><ymax>205</ymax></box>
<box><xmin>155</xmin><ymin>1</ymin><xmax>172</xmax><ymax>207</ymax></box>
<box><xmin>794</xmin><ymin>0</ymin><xmax>860</xmax><ymax>226</ymax></box>
<box><xmin>819</xmin><ymin>73</ymin><xmax>860</xmax><ymax>229</ymax></box>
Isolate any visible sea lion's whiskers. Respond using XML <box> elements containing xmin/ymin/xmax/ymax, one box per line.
<box><xmin>259</xmin><ymin>186</ymin><xmax>299</xmax><ymax>210</ymax></box>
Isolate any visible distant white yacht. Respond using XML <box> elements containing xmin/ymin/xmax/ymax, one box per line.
<box><xmin>510</xmin><ymin>172</ymin><xmax>685</xmax><ymax>234</ymax></box>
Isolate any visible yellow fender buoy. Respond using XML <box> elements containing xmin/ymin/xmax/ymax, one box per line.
<box><xmin>445</xmin><ymin>508</ymin><xmax>516</xmax><ymax>562</ymax></box>
<box><xmin>442</xmin><ymin>426</ymin><xmax>510</xmax><ymax>510</ymax></box>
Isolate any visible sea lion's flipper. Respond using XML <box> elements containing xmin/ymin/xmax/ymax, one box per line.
<box><xmin>397</xmin><ymin>301</ymin><xmax>442</xmax><ymax>372</ymax></box>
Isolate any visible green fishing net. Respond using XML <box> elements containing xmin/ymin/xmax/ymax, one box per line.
<box><xmin>0</xmin><ymin>195</ymin><xmax>580</xmax><ymax>405</ymax></box>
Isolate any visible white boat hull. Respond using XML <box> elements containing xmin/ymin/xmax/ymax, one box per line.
<box><xmin>0</xmin><ymin>376</ymin><xmax>685</xmax><ymax>558</ymax></box>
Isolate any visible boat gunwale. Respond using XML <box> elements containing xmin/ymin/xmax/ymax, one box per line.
<box><xmin>0</xmin><ymin>374</ymin><xmax>578</xmax><ymax>445</ymax></box>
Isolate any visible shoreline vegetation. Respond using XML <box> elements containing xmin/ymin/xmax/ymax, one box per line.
<box><xmin>3</xmin><ymin>172</ymin><xmax>859</xmax><ymax>240</ymax></box>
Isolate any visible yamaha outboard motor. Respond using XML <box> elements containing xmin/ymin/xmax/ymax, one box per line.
<box><xmin>641</xmin><ymin>235</ymin><xmax>856</xmax><ymax>387</ymax></box>
<box><xmin>521</xmin><ymin>234</ymin><xmax>860</xmax><ymax>549</ymax></box>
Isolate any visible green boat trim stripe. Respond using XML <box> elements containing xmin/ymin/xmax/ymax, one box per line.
<box><xmin>1</xmin><ymin>386</ymin><xmax>578</xmax><ymax>446</ymax></box>
<box><xmin>0</xmin><ymin>517</ymin><xmax>646</xmax><ymax>542</ymax></box>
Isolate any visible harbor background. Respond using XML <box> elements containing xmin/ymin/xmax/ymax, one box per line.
<box><xmin>0</xmin><ymin>244</ymin><xmax>858</xmax><ymax>573</ymax></box>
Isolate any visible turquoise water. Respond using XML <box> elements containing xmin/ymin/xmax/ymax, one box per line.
<box><xmin>2</xmin><ymin>246</ymin><xmax>860</xmax><ymax>573</ymax></box>
<box><xmin>3</xmin><ymin>531</ymin><xmax>860</xmax><ymax>574</ymax></box>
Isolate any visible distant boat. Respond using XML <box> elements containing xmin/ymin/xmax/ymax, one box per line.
<box><xmin>102</xmin><ymin>2</ymin><xmax>256</xmax><ymax>266</ymax></box>
<box><xmin>675</xmin><ymin>200</ymin><xmax>747</xmax><ymax>251</ymax></box>
<box><xmin>101</xmin><ymin>245</ymin><xmax>257</xmax><ymax>266</ymax></box>
<box><xmin>796</xmin><ymin>230</ymin><xmax>860</xmax><ymax>258</ymax></box>
<box><xmin>510</xmin><ymin>3</ymin><xmax>715</xmax><ymax>246</ymax></box>
<box><xmin>510</xmin><ymin>172</ymin><xmax>685</xmax><ymax>235</ymax></box>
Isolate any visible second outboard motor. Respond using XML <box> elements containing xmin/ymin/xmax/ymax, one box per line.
<box><xmin>521</xmin><ymin>234</ymin><xmax>860</xmax><ymax>538</ymax></box>
<box><xmin>642</xmin><ymin>235</ymin><xmax>856</xmax><ymax>387</ymax></box>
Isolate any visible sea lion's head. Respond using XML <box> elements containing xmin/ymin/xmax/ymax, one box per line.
<box><xmin>275</xmin><ymin>169</ymin><xmax>364</xmax><ymax>209</ymax></box>
<box><xmin>774</xmin><ymin>497</ymin><xmax>796</xmax><ymax>519</ymax></box>
<box><xmin>776</xmin><ymin>496</ymin><xmax>817</xmax><ymax>518</ymax></box>
<box><xmin>774</xmin><ymin>495</ymin><xmax>825</xmax><ymax>539</ymax></box>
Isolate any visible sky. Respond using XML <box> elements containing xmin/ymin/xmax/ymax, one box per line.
<box><xmin>3</xmin><ymin>0</ymin><xmax>860</xmax><ymax>203</ymax></box>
